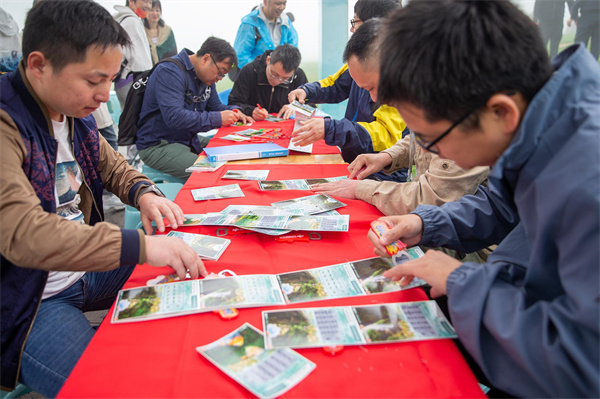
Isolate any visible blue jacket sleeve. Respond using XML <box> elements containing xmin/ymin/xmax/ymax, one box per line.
<box><xmin>300</xmin><ymin>66</ymin><xmax>353</xmax><ymax>104</ymax></box>
<box><xmin>324</xmin><ymin>118</ymin><xmax>374</xmax><ymax>163</ymax></box>
<box><xmin>233</xmin><ymin>23</ymin><xmax>257</xmax><ymax>69</ymax></box>
<box><xmin>414</xmin><ymin>184</ymin><xmax>520</xmax><ymax>253</ymax></box>
<box><xmin>151</xmin><ymin>64</ymin><xmax>221</xmax><ymax>132</ymax></box>
<box><xmin>444</xmin><ymin>184</ymin><xmax>600</xmax><ymax>397</ymax></box>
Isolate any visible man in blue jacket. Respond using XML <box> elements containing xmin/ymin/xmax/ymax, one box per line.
<box><xmin>233</xmin><ymin>0</ymin><xmax>298</xmax><ymax>73</ymax></box>
<box><xmin>136</xmin><ymin>37</ymin><xmax>251</xmax><ymax>180</ymax></box>
<box><xmin>369</xmin><ymin>1</ymin><xmax>599</xmax><ymax>397</ymax></box>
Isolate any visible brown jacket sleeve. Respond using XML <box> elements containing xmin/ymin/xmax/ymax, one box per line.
<box><xmin>355</xmin><ymin>138</ymin><xmax>489</xmax><ymax>215</ymax></box>
<box><xmin>0</xmin><ymin>109</ymin><xmax>147</xmax><ymax>271</ymax></box>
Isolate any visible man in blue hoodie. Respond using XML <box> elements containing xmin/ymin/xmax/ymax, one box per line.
<box><xmin>369</xmin><ymin>1</ymin><xmax>599</xmax><ymax>397</ymax></box>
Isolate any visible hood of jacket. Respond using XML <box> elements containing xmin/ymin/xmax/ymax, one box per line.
<box><xmin>241</xmin><ymin>7</ymin><xmax>291</xmax><ymax>29</ymax></box>
<box><xmin>113</xmin><ymin>4</ymin><xmax>137</xmax><ymax>21</ymax></box>
<box><xmin>0</xmin><ymin>9</ymin><xmax>19</xmax><ymax>37</ymax></box>
<box><xmin>490</xmin><ymin>44</ymin><xmax>600</xmax><ymax>188</ymax></box>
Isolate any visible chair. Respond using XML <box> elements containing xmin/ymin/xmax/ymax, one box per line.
<box><xmin>141</xmin><ymin>164</ymin><xmax>187</xmax><ymax>185</ymax></box>
<box><xmin>218</xmin><ymin>88</ymin><xmax>232</xmax><ymax>105</ymax></box>
<box><xmin>123</xmin><ymin>182</ymin><xmax>184</xmax><ymax>231</ymax></box>
<box><xmin>0</xmin><ymin>384</ymin><xmax>32</xmax><ymax>399</ymax></box>
<box><xmin>107</xmin><ymin>90</ymin><xmax>121</xmax><ymax>126</ymax></box>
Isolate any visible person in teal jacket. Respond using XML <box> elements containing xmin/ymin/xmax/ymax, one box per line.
<box><xmin>233</xmin><ymin>0</ymin><xmax>298</xmax><ymax>73</ymax></box>
<box><xmin>369</xmin><ymin>1</ymin><xmax>599</xmax><ymax>397</ymax></box>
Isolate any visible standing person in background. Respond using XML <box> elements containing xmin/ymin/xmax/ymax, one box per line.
<box><xmin>113</xmin><ymin>0</ymin><xmax>153</xmax><ymax>108</ymax></box>
<box><xmin>144</xmin><ymin>0</ymin><xmax>177</xmax><ymax>66</ymax></box>
<box><xmin>0</xmin><ymin>7</ymin><xmax>21</xmax><ymax>73</ymax></box>
<box><xmin>533</xmin><ymin>0</ymin><xmax>573</xmax><ymax>58</ymax></box>
<box><xmin>231</xmin><ymin>0</ymin><xmax>298</xmax><ymax>81</ymax></box>
<box><xmin>568</xmin><ymin>0</ymin><xmax>600</xmax><ymax>59</ymax></box>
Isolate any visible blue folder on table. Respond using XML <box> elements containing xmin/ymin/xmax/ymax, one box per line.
<box><xmin>203</xmin><ymin>143</ymin><xmax>289</xmax><ymax>162</ymax></box>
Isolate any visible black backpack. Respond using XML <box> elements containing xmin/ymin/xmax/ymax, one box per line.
<box><xmin>117</xmin><ymin>58</ymin><xmax>187</xmax><ymax>146</ymax></box>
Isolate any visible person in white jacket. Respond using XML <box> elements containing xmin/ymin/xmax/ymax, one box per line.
<box><xmin>113</xmin><ymin>0</ymin><xmax>153</xmax><ymax>108</ymax></box>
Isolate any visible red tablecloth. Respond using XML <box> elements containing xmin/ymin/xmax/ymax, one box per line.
<box><xmin>58</xmin><ymin>164</ymin><xmax>484</xmax><ymax>398</ymax></box>
<box><xmin>207</xmin><ymin>119</ymin><xmax>341</xmax><ymax>155</ymax></box>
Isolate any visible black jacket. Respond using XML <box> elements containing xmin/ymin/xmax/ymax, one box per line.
<box><xmin>228</xmin><ymin>50</ymin><xmax>308</xmax><ymax>116</ymax></box>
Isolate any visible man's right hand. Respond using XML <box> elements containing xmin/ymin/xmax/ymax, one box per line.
<box><xmin>145</xmin><ymin>236</ymin><xmax>207</xmax><ymax>279</ymax></box>
<box><xmin>252</xmin><ymin>107</ymin><xmax>268</xmax><ymax>121</ymax></box>
<box><xmin>220</xmin><ymin>110</ymin><xmax>239</xmax><ymax>126</ymax></box>
<box><xmin>288</xmin><ymin>88</ymin><xmax>307</xmax><ymax>104</ymax></box>
<box><xmin>348</xmin><ymin>152</ymin><xmax>393</xmax><ymax>180</ymax></box>
<box><xmin>367</xmin><ymin>214</ymin><xmax>424</xmax><ymax>257</ymax></box>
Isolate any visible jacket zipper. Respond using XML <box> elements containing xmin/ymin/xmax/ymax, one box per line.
<box><xmin>268</xmin><ymin>87</ymin><xmax>274</xmax><ymax>110</ymax></box>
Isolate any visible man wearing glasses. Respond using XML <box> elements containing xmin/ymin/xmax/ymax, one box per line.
<box><xmin>136</xmin><ymin>37</ymin><xmax>251</xmax><ymax>180</ymax></box>
<box><xmin>228</xmin><ymin>44</ymin><xmax>309</xmax><ymax>120</ymax></box>
<box><xmin>288</xmin><ymin>0</ymin><xmax>403</xmax><ymax>170</ymax></box>
<box><xmin>369</xmin><ymin>1</ymin><xmax>599</xmax><ymax>397</ymax></box>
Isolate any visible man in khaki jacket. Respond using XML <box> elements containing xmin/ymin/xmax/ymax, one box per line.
<box><xmin>0</xmin><ymin>2</ymin><xmax>206</xmax><ymax>396</ymax></box>
<box><xmin>312</xmin><ymin>19</ymin><xmax>488</xmax><ymax>215</ymax></box>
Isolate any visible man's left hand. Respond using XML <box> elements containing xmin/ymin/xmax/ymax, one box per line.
<box><xmin>291</xmin><ymin>118</ymin><xmax>325</xmax><ymax>147</ymax></box>
<box><xmin>236</xmin><ymin>111</ymin><xmax>254</xmax><ymax>124</ymax></box>
<box><xmin>312</xmin><ymin>179</ymin><xmax>359</xmax><ymax>200</ymax></box>
<box><xmin>138</xmin><ymin>194</ymin><xmax>184</xmax><ymax>235</ymax></box>
<box><xmin>277</xmin><ymin>105</ymin><xmax>294</xmax><ymax>119</ymax></box>
<box><xmin>382</xmin><ymin>250</ymin><xmax>462</xmax><ymax>298</ymax></box>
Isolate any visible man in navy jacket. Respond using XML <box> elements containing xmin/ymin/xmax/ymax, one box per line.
<box><xmin>370</xmin><ymin>1</ymin><xmax>599</xmax><ymax>397</ymax></box>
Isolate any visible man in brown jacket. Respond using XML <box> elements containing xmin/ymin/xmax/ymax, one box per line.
<box><xmin>0</xmin><ymin>1</ymin><xmax>206</xmax><ymax>396</ymax></box>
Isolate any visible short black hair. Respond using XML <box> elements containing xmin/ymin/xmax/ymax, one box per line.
<box><xmin>23</xmin><ymin>0</ymin><xmax>130</xmax><ymax>73</ymax></box>
<box><xmin>196</xmin><ymin>36</ymin><xmax>238</xmax><ymax>67</ymax></box>
<box><xmin>269</xmin><ymin>44</ymin><xmax>302</xmax><ymax>73</ymax></box>
<box><xmin>144</xmin><ymin>0</ymin><xmax>165</xmax><ymax>28</ymax></box>
<box><xmin>379</xmin><ymin>0</ymin><xmax>552</xmax><ymax>124</ymax></box>
<box><xmin>354</xmin><ymin>0</ymin><xmax>400</xmax><ymax>21</ymax></box>
<box><xmin>343</xmin><ymin>18</ymin><xmax>381</xmax><ymax>64</ymax></box>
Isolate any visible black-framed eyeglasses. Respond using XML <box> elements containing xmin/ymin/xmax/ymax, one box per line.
<box><xmin>350</xmin><ymin>18</ymin><xmax>362</xmax><ymax>28</ymax></box>
<box><xmin>412</xmin><ymin>110</ymin><xmax>473</xmax><ymax>154</ymax></box>
<box><xmin>267</xmin><ymin>64</ymin><xmax>294</xmax><ymax>84</ymax></box>
<box><xmin>210</xmin><ymin>55</ymin><xmax>227</xmax><ymax>79</ymax></box>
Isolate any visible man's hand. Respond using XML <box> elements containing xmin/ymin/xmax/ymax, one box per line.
<box><xmin>312</xmin><ymin>179</ymin><xmax>359</xmax><ymax>200</ymax></box>
<box><xmin>348</xmin><ymin>152</ymin><xmax>393</xmax><ymax>180</ymax></box>
<box><xmin>383</xmin><ymin>250</ymin><xmax>462</xmax><ymax>298</ymax></box>
<box><xmin>288</xmin><ymin>88</ymin><xmax>307</xmax><ymax>104</ymax></box>
<box><xmin>277</xmin><ymin>104</ymin><xmax>294</xmax><ymax>119</ymax></box>
<box><xmin>145</xmin><ymin>235</ymin><xmax>208</xmax><ymax>279</ymax></box>
<box><xmin>252</xmin><ymin>107</ymin><xmax>268</xmax><ymax>121</ymax></box>
<box><xmin>367</xmin><ymin>214</ymin><xmax>424</xmax><ymax>256</ymax></box>
<box><xmin>138</xmin><ymin>194</ymin><xmax>184</xmax><ymax>235</ymax></box>
<box><xmin>237</xmin><ymin>111</ymin><xmax>254</xmax><ymax>124</ymax></box>
<box><xmin>220</xmin><ymin>110</ymin><xmax>238</xmax><ymax>126</ymax></box>
<box><xmin>291</xmin><ymin>118</ymin><xmax>325</xmax><ymax>146</ymax></box>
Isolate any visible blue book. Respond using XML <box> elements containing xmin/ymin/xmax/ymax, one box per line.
<box><xmin>203</xmin><ymin>143</ymin><xmax>289</xmax><ymax>162</ymax></box>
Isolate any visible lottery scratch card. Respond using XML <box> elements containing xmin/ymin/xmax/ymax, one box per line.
<box><xmin>166</xmin><ymin>231</ymin><xmax>230</xmax><ymax>260</ymax></box>
<box><xmin>284</xmin><ymin>215</ymin><xmax>349</xmax><ymax>232</ymax></box>
<box><xmin>271</xmin><ymin>193</ymin><xmax>346</xmax><ymax>215</ymax></box>
<box><xmin>263</xmin><ymin>301</ymin><xmax>456</xmax><ymax>349</ymax></box>
<box><xmin>197</xmin><ymin>323</ymin><xmax>315</xmax><ymax>399</ymax></box>
<box><xmin>222</xmin><ymin>170</ymin><xmax>270</xmax><ymax>181</ymax></box>
<box><xmin>191</xmin><ymin>184</ymin><xmax>245</xmax><ymax>201</ymax></box>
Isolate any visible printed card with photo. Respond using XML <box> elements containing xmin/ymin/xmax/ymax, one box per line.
<box><xmin>222</xmin><ymin>170</ymin><xmax>270</xmax><ymax>181</ymax></box>
<box><xmin>263</xmin><ymin>301</ymin><xmax>457</xmax><ymax>349</ymax></box>
<box><xmin>284</xmin><ymin>215</ymin><xmax>350</xmax><ymax>232</ymax></box>
<box><xmin>191</xmin><ymin>184</ymin><xmax>245</xmax><ymax>201</ymax></box>
<box><xmin>271</xmin><ymin>194</ymin><xmax>346</xmax><ymax>215</ymax></box>
<box><xmin>197</xmin><ymin>323</ymin><xmax>315</xmax><ymax>399</ymax></box>
<box><xmin>166</xmin><ymin>231</ymin><xmax>231</xmax><ymax>260</ymax></box>
<box><xmin>258</xmin><ymin>180</ymin><xmax>311</xmax><ymax>191</ymax></box>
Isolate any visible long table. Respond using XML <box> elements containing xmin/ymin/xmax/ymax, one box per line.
<box><xmin>58</xmin><ymin>164</ymin><xmax>484</xmax><ymax>398</ymax></box>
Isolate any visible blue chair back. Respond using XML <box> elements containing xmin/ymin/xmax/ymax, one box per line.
<box><xmin>218</xmin><ymin>88</ymin><xmax>232</xmax><ymax>105</ymax></box>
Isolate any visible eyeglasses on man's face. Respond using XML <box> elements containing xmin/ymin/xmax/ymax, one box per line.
<box><xmin>210</xmin><ymin>55</ymin><xmax>227</xmax><ymax>79</ymax></box>
<box><xmin>412</xmin><ymin>110</ymin><xmax>473</xmax><ymax>155</ymax></box>
<box><xmin>350</xmin><ymin>18</ymin><xmax>362</xmax><ymax>28</ymax></box>
<box><xmin>267</xmin><ymin>64</ymin><xmax>294</xmax><ymax>84</ymax></box>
